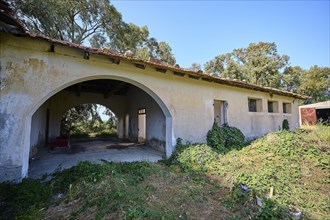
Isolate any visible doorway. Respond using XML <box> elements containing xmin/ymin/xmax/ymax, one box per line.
<box><xmin>138</xmin><ymin>108</ymin><xmax>146</xmax><ymax>143</ymax></box>
<box><xmin>214</xmin><ymin>100</ymin><xmax>228</xmax><ymax>126</ymax></box>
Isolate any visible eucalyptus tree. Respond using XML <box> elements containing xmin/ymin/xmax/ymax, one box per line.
<box><xmin>190</xmin><ymin>63</ymin><xmax>202</xmax><ymax>71</ymax></box>
<box><xmin>298</xmin><ymin>66</ymin><xmax>330</xmax><ymax>103</ymax></box>
<box><xmin>13</xmin><ymin>0</ymin><xmax>176</xmax><ymax>64</ymax></box>
<box><xmin>204</xmin><ymin>42</ymin><xmax>290</xmax><ymax>87</ymax></box>
<box><xmin>14</xmin><ymin>0</ymin><xmax>123</xmax><ymax>44</ymax></box>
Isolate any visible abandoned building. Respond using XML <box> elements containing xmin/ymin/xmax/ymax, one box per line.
<box><xmin>299</xmin><ymin>101</ymin><xmax>330</xmax><ymax>125</ymax></box>
<box><xmin>0</xmin><ymin>7</ymin><xmax>307</xmax><ymax>182</ymax></box>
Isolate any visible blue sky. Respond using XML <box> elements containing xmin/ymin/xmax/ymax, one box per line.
<box><xmin>111</xmin><ymin>0</ymin><xmax>329</xmax><ymax>70</ymax></box>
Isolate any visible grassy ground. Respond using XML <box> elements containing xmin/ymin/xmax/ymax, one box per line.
<box><xmin>174</xmin><ymin>125</ymin><xmax>330</xmax><ymax>219</ymax></box>
<box><xmin>0</xmin><ymin>162</ymin><xmax>250</xmax><ymax>220</ymax></box>
<box><xmin>0</xmin><ymin>125</ymin><xmax>329</xmax><ymax>219</ymax></box>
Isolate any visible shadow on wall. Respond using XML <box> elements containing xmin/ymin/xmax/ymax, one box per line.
<box><xmin>147</xmin><ymin>138</ymin><xmax>166</xmax><ymax>153</ymax></box>
<box><xmin>30</xmin><ymin>132</ymin><xmax>45</xmax><ymax>158</ymax></box>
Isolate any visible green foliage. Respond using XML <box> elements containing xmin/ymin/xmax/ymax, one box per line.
<box><xmin>177</xmin><ymin>144</ymin><xmax>217</xmax><ymax>173</ymax></box>
<box><xmin>298</xmin><ymin>65</ymin><xmax>330</xmax><ymax>103</ymax></box>
<box><xmin>204</xmin><ymin>42</ymin><xmax>329</xmax><ymax>103</ymax></box>
<box><xmin>0</xmin><ymin>161</ymin><xmax>227</xmax><ymax>219</ymax></box>
<box><xmin>204</xmin><ymin>42</ymin><xmax>289</xmax><ymax>88</ymax></box>
<box><xmin>94</xmin><ymin>129</ymin><xmax>117</xmax><ymax>138</ymax></box>
<box><xmin>0</xmin><ymin>179</ymin><xmax>51</xmax><ymax>219</ymax></box>
<box><xmin>207</xmin><ymin>123</ymin><xmax>245</xmax><ymax>153</ymax></box>
<box><xmin>14</xmin><ymin>0</ymin><xmax>122</xmax><ymax>44</ymax></box>
<box><xmin>282</xmin><ymin>66</ymin><xmax>303</xmax><ymax>92</ymax></box>
<box><xmin>14</xmin><ymin>0</ymin><xmax>176</xmax><ymax>64</ymax></box>
<box><xmin>230</xmin><ymin>128</ymin><xmax>329</xmax><ymax>218</ymax></box>
<box><xmin>2</xmin><ymin>126</ymin><xmax>329</xmax><ymax>219</ymax></box>
<box><xmin>60</xmin><ymin>104</ymin><xmax>117</xmax><ymax>138</ymax></box>
<box><xmin>174</xmin><ymin>125</ymin><xmax>330</xmax><ymax>219</ymax></box>
<box><xmin>162</xmin><ymin>137</ymin><xmax>186</xmax><ymax>166</ymax></box>
<box><xmin>189</xmin><ymin>62</ymin><xmax>202</xmax><ymax>71</ymax></box>
<box><xmin>254</xmin><ymin>199</ymin><xmax>286</xmax><ymax>220</ymax></box>
<box><xmin>282</xmin><ymin>119</ymin><xmax>290</xmax><ymax>130</ymax></box>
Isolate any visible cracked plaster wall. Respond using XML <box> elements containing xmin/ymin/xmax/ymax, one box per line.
<box><xmin>0</xmin><ymin>33</ymin><xmax>300</xmax><ymax>182</ymax></box>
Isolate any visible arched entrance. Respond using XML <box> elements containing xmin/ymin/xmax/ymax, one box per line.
<box><xmin>0</xmin><ymin>36</ymin><xmax>175</xmax><ymax>182</ymax></box>
<box><xmin>25</xmin><ymin>76</ymin><xmax>172</xmax><ymax>179</ymax></box>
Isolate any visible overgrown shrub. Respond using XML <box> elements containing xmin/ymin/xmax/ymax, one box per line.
<box><xmin>163</xmin><ymin>138</ymin><xmax>186</xmax><ymax>166</ymax></box>
<box><xmin>177</xmin><ymin>144</ymin><xmax>217</xmax><ymax>173</ymax></box>
<box><xmin>0</xmin><ymin>179</ymin><xmax>51</xmax><ymax>219</ymax></box>
<box><xmin>94</xmin><ymin>128</ymin><xmax>117</xmax><ymax>138</ymax></box>
<box><xmin>207</xmin><ymin>123</ymin><xmax>245</xmax><ymax>153</ymax></box>
<box><xmin>172</xmin><ymin>126</ymin><xmax>329</xmax><ymax>219</ymax></box>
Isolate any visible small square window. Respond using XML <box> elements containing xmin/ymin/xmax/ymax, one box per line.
<box><xmin>138</xmin><ymin>108</ymin><xmax>146</xmax><ymax>115</ymax></box>
<box><xmin>283</xmin><ymin>103</ymin><xmax>292</xmax><ymax>114</ymax></box>
<box><xmin>268</xmin><ymin>101</ymin><xmax>279</xmax><ymax>113</ymax></box>
<box><xmin>248</xmin><ymin>98</ymin><xmax>262</xmax><ymax>112</ymax></box>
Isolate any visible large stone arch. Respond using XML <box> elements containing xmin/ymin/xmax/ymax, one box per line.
<box><xmin>29</xmin><ymin>91</ymin><xmax>122</xmax><ymax>156</ymax></box>
<box><xmin>0</xmin><ymin>37</ymin><xmax>174</xmax><ymax>181</ymax></box>
<box><xmin>29</xmin><ymin>75</ymin><xmax>172</xmax><ymax>120</ymax></box>
<box><xmin>28</xmin><ymin>75</ymin><xmax>172</xmax><ymax>174</ymax></box>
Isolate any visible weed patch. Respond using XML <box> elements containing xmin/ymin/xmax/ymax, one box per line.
<box><xmin>1</xmin><ymin>125</ymin><xmax>328</xmax><ymax>219</ymax></box>
<box><xmin>171</xmin><ymin>125</ymin><xmax>330</xmax><ymax>219</ymax></box>
<box><xmin>0</xmin><ymin>179</ymin><xmax>51</xmax><ymax>219</ymax></box>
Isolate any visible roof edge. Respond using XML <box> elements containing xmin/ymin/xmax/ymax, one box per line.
<box><xmin>6</xmin><ymin>32</ymin><xmax>310</xmax><ymax>100</ymax></box>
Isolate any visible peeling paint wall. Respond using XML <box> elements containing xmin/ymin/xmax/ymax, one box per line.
<box><xmin>0</xmin><ymin>33</ymin><xmax>300</xmax><ymax>182</ymax></box>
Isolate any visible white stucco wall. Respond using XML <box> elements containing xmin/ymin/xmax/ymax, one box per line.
<box><xmin>0</xmin><ymin>33</ymin><xmax>301</xmax><ymax>181</ymax></box>
<box><xmin>30</xmin><ymin>100</ymin><xmax>49</xmax><ymax>157</ymax></box>
<box><xmin>127</xmin><ymin>86</ymin><xmax>166</xmax><ymax>151</ymax></box>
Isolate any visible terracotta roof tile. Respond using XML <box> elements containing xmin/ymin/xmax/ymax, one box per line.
<box><xmin>23</xmin><ymin>33</ymin><xmax>309</xmax><ymax>100</ymax></box>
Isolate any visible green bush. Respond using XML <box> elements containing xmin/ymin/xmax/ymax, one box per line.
<box><xmin>94</xmin><ymin>128</ymin><xmax>117</xmax><ymax>138</ymax></box>
<box><xmin>207</xmin><ymin>123</ymin><xmax>245</xmax><ymax>153</ymax></box>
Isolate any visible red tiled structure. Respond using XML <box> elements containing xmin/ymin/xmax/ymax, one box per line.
<box><xmin>299</xmin><ymin>101</ymin><xmax>330</xmax><ymax>125</ymax></box>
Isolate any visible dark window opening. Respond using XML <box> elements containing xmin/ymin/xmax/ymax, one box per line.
<box><xmin>249</xmin><ymin>99</ymin><xmax>257</xmax><ymax>112</ymax></box>
<box><xmin>316</xmin><ymin>109</ymin><xmax>330</xmax><ymax>125</ymax></box>
<box><xmin>268</xmin><ymin>101</ymin><xmax>274</xmax><ymax>113</ymax></box>
<box><xmin>283</xmin><ymin>103</ymin><xmax>292</xmax><ymax>114</ymax></box>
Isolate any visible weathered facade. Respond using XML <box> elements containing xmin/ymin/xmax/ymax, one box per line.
<box><xmin>0</xmin><ymin>32</ymin><xmax>307</xmax><ymax>182</ymax></box>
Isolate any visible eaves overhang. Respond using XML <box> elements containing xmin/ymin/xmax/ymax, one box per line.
<box><xmin>9</xmin><ymin>32</ymin><xmax>310</xmax><ymax>100</ymax></box>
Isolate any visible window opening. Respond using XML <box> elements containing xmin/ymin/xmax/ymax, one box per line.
<box><xmin>248</xmin><ymin>98</ymin><xmax>262</xmax><ymax>112</ymax></box>
<box><xmin>283</xmin><ymin>103</ymin><xmax>292</xmax><ymax>114</ymax></box>
<box><xmin>268</xmin><ymin>101</ymin><xmax>279</xmax><ymax>113</ymax></box>
<box><xmin>138</xmin><ymin>108</ymin><xmax>146</xmax><ymax>115</ymax></box>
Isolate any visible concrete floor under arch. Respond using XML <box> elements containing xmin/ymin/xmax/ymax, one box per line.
<box><xmin>28</xmin><ymin>138</ymin><xmax>164</xmax><ymax>180</ymax></box>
